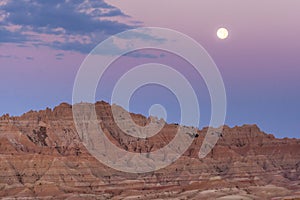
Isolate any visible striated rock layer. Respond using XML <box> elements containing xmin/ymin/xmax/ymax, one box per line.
<box><xmin>0</xmin><ymin>101</ymin><xmax>299</xmax><ymax>199</ymax></box>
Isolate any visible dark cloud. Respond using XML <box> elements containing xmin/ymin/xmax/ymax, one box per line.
<box><xmin>51</xmin><ymin>40</ymin><xmax>98</xmax><ymax>53</ymax></box>
<box><xmin>125</xmin><ymin>52</ymin><xmax>166</xmax><ymax>59</ymax></box>
<box><xmin>0</xmin><ymin>0</ymin><xmax>138</xmax><ymax>53</ymax></box>
<box><xmin>55</xmin><ymin>52</ymin><xmax>64</xmax><ymax>60</ymax></box>
<box><xmin>101</xmin><ymin>9</ymin><xmax>129</xmax><ymax>17</ymax></box>
<box><xmin>55</xmin><ymin>53</ymin><xmax>64</xmax><ymax>57</ymax></box>
<box><xmin>0</xmin><ymin>54</ymin><xmax>18</xmax><ymax>59</ymax></box>
<box><xmin>129</xmin><ymin>53</ymin><xmax>160</xmax><ymax>59</ymax></box>
<box><xmin>0</xmin><ymin>28</ymin><xmax>27</xmax><ymax>43</ymax></box>
<box><xmin>26</xmin><ymin>56</ymin><xmax>34</xmax><ymax>60</ymax></box>
<box><xmin>3</xmin><ymin>0</ymin><xmax>130</xmax><ymax>34</ymax></box>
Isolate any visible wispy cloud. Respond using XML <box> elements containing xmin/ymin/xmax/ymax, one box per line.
<box><xmin>0</xmin><ymin>54</ymin><xmax>18</xmax><ymax>59</ymax></box>
<box><xmin>0</xmin><ymin>0</ymin><xmax>138</xmax><ymax>53</ymax></box>
<box><xmin>55</xmin><ymin>53</ymin><xmax>64</xmax><ymax>60</ymax></box>
<box><xmin>26</xmin><ymin>56</ymin><xmax>34</xmax><ymax>60</ymax></box>
<box><xmin>127</xmin><ymin>52</ymin><xmax>166</xmax><ymax>59</ymax></box>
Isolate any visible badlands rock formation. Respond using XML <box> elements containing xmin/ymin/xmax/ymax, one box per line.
<box><xmin>0</xmin><ymin>101</ymin><xmax>299</xmax><ymax>199</ymax></box>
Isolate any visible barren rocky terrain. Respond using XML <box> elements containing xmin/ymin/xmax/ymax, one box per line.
<box><xmin>0</xmin><ymin>101</ymin><xmax>299</xmax><ymax>199</ymax></box>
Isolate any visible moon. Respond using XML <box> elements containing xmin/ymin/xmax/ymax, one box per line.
<box><xmin>217</xmin><ymin>28</ymin><xmax>229</xmax><ymax>40</ymax></box>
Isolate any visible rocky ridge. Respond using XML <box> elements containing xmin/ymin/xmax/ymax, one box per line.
<box><xmin>0</xmin><ymin>101</ymin><xmax>299</xmax><ymax>199</ymax></box>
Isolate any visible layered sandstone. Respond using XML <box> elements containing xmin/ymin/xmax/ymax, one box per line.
<box><xmin>0</xmin><ymin>101</ymin><xmax>299</xmax><ymax>199</ymax></box>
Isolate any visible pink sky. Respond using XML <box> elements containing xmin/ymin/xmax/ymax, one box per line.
<box><xmin>0</xmin><ymin>0</ymin><xmax>299</xmax><ymax>138</ymax></box>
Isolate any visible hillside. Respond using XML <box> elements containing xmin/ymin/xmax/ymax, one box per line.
<box><xmin>0</xmin><ymin>101</ymin><xmax>299</xmax><ymax>199</ymax></box>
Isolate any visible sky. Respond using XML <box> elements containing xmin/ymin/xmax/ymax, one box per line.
<box><xmin>0</xmin><ymin>0</ymin><xmax>299</xmax><ymax>138</ymax></box>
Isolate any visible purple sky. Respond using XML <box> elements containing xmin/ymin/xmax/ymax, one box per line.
<box><xmin>0</xmin><ymin>0</ymin><xmax>299</xmax><ymax>138</ymax></box>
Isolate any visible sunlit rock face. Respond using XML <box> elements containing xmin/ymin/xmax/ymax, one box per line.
<box><xmin>0</xmin><ymin>101</ymin><xmax>299</xmax><ymax>199</ymax></box>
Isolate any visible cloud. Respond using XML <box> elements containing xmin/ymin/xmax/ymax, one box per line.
<box><xmin>129</xmin><ymin>52</ymin><xmax>159</xmax><ymax>59</ymax></box>
<box><xmin>0</xmin><ymin>27</ymin><xmax>28</xmax><ymax>43</ymax></box>
<box><xmin>0</xmin><ymin>54</ymin><xmax>18</xmax><ymax>59</ymax></box>
<box><xmin>0</xmin><ymin>0</ymin><xmax>138</xmax><ymax>53</ymax></box>
<box><xmin>127</xmin><ymin>52</ymin><xmax>166</xmax><ymax>59</ymax></box>
<box><xmin>55</xmin><ymin>53</ymin><xmax>64</xmax><ymax>57</ymax></box>
<box><xmin>91</xmin><ymin>29</ymin><xmax>168</xmax><ymax>56</ymax></box>
<box><xmin>55</xmin><ymin>52</ymin><xmax>64</xmax><ymax>60</ymax></box>
<box><xmin>26</xmin><ymin>56</ymin><xmax>34</xmax><ymax>60</ymax></box>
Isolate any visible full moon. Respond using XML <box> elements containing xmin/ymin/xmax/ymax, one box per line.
<box><xmin>217</xmin><ymin>28</ymin><xmax>229</xmax><ymax>39</ymax></box>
